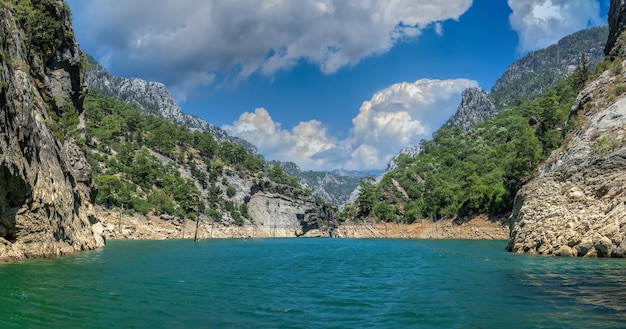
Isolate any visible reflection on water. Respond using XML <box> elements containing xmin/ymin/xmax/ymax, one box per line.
<box><xmin>514</xmin><ymin>256</ymin><xmax>626</xmax><ymax>317</ymax></box>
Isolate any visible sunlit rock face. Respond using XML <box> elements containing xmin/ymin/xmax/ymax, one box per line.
<box><xmin>0</xmin><ymin>0</ymin><xmax>104</xmax><ymax>261</ymax></box>
<box><xmin>441</xmin><ymin>88</ymin><xmax>497</xmax><ymax>132</ymax></box>
<box><xmin>507</xmin><ymin>67</ymin><xmax>626</xmax><ymax>257</ymax></box>
<box><xmin>505</xmin><ymin>0</ymin><xmax>626</xmax><ymax>258</ymax></box>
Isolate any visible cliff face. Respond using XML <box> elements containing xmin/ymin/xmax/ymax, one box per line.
<box><xmin>441</xmin><ymin>88</ymin><xmax>497</xmax><ymax>132</ymax></box>
<box><xmin>507</xmin><ymin>70</ymin><xmax>626</xmax><ymax>257</ymax></box>
<box><xmin>0</xmin><ymin>0</ymin><xmax>104</xmax><ymax>261</ymax></box>
<box><xmin>507</xmin><ymin>3</ymin><xmax>626</xmax><ymax>257</ymax></box>
<box><xmin>606</xmin><ymin>0</ymin><xmax>626</xmax><ymax>58</ymax></box>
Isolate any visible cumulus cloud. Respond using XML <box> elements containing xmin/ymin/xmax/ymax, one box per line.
<box><xmin>223</xmin><ymin>79</ymin><xmax>478</xmax><ymax>170</ymax></box>
<box><xmin>508</xmin><ymin>0</ymin><xmax>604</xmax><ymax>53</ymax></box>
<box><xmin>69</xmin><ymin>0</ymin><xmax>472</xmax><ymax>98</ymax></box>
<box><xmin>223</xmin><ymin>109</ymin><xmax>337</xmax><ymax>169</ymax></box>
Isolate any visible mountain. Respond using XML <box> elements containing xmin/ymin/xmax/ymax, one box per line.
<box><xmin>441</xmin><ymin>88</ymin><xmax>497</xmax><ymax>132</ymax></box>
<box><xmin>85</xmin><ymin>52</ymin><xmax>351</xmax><ymax>225</ymax></box>
<box><xmin>343</xmin><ymin>26</ymin><xmax>608</xmax><ymax>233</ymax></box>
<box><xmin>380</xmin><ymin>26</ymin><xmax>609</xmax><ymax>183</ymax></box>
<box><xmin>298</xmin><ymin>171</ymin><xmax>363</xmax><ymax>209</ymax></box>
<box><xmin>85</xmin><ymin>57</ymin><xmax>257</xmax><ymax>154</ymax></box>
<box><xmin>84</xmin><ymin>91</ymin><xmax>337</xmax><ymax>239</ymax></box>
<box><xmin>270</xmin><ymin>161</ymin><xmax>365</xmax><ymax>208</ymax></box>
<box><xmin>443</xmin><ymin>26</ymin><xmax>608</xmax><ymax>135</ymax></box>
<box><xmin>507</xmin><ymin>1</ymin><xmax>626</xmax><ymax>257</ymax></box>
<box><xmin>0</xmin><ymin>0</ymin><xmax>104</xmax><ymax>261</ymax></box>
<box><xmin>490</xmin><ymin>26</ymin><xmax>608</xmax><ymax>111</ymax></box>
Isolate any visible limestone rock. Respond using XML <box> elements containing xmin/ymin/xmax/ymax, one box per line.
<box><xmin>0</xmin><ymin>0</ymin><xmax>104</xmax><ymax>261</ymax></box>
<box><xmin>507</xmin><ymin>65</ymin><xmax>626</xmax><ymax>257</ymax></box>
<box><xmin>247</xmin><ymin>181</ymin><xmax>337</xmax><ymax>237</ymax></box>
<box><xmin>442</xmin><ymin>88</ymin><xmax>497</xmax><ymax>132</ymax></box>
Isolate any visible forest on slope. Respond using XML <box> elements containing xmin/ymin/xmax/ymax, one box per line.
<box><xmin>81</xmin><ymin>91</ymin><xmax>316</xmax><ymax>225</ymax></box>
<box><xmin>343</xmin><ymin>55</ymin><xmax>608</xmax><ymax>223</ymax></box>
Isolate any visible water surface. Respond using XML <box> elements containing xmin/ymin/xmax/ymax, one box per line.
<box><xmin>1</xmin><ymin>239</ymin><xmax>625</xmax><ymax>328</ymax></box>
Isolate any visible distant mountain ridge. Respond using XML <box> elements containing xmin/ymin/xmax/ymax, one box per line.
<box><xmin>85</xmin><ymin>56</ymin><xmax>257</xmax><ymax>154</ymax></box>
<box><xmin>270</xmin><ymin>161</ymin><xmax>366</xmax><ymax>208</ymax></box>
<box><xmin>490</xmin><ymin>25</ymin><xmax>608</xmax><ymax>111</ymax></box>
<box><xmin>442</xmin><ymin>26</ymin><xmax>608</xmax><ymax>134</ymax></box>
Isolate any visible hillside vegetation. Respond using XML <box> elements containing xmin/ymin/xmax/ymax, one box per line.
<box><xmin>490</xmin><ymin>26</ymin><xmax>607</xmax><ymax>111</ymax></box>
<box><xmin>84</xmin><ymin>91</ymin><xmax>308</xmax><ymax>224</ymax></box>
<box><xmin>343</xmin><ymin>57</ymin><xmax>600</xmax><ymax>223</ymax></box>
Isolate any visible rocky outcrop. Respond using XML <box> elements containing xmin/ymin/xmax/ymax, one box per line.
<box><xmin>442</xmin><ymin>88</ymin><xmax>497</xmax><ymax>132</ymax></box>
<box><xmin>507</xmin><ymin>63</ymin><xmax>626</xmax><ymax>256</ymax></box>
<box><xmin>247</xmin><ymin>190</ymin><xmax>336</xmax><ymax>237</ymax></box>
<box><xmin>0</xmin><ymin>0</ymin><xmax>104</xmax><ymax>261</ymax></box>
<box><xmin>85</xmin><ymin>57</ymin><xmax>258</xmax><ymax>154</ymax></box>
<box><xmin>606</xmin><ymin>0</ymin><xmax>626</xmax><ymax>58</ymax></box>
<box><xmin>385</xmin><ymin>146</ymin><xmax>421</xmax><ymax>172</ymax></box>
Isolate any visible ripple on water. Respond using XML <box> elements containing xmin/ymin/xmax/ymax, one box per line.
<box><xmin>0</xmin><ymin>239</ymin><xmax>625</xmax><ymax>328</ymax></box>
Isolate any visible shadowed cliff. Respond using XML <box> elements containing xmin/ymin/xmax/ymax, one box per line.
<box><xmin>0</xmin><ymin>0</ymin><xmax>104</xmax><ymax>261</ymax></box>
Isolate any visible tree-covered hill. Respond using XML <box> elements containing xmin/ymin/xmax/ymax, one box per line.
<box><xmin>84</xmin><ymin>55</ymin><xmax>258</xmax><ymax>154</ymax></box>
<box><xmin>342</xmin><ymin>56</ymin><xmax>603</xmax><ymax>223</ymax></box>
<box><xmin>83</xmin><ymin>91</ymin><xmax>331</xmax><ymax>227</ymax></box>
<box><xmin>441</xmin><ymin>26</ymin><xmax>607</xmax><ymax>134</ymax></box>
<box><xmin>490</xmin><ymin>26</ymin><xmax>607</xmax><ymax>111</ymax></box>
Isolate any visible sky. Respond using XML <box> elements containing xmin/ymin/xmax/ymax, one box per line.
<box><xmin>66</xmin><ymin>0</ymin><xmax>609</xmax><ymax>171</ymax></box>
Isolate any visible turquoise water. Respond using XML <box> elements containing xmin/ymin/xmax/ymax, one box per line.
<box><xmin>1</xmin><ymin>239</ymin><xmax>625</xmax><ymax>328</ymax></box>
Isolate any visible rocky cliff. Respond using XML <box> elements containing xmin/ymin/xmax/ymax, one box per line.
<box><xmin>441</xmin><ymin>88</ymin><xmax>497</xmax><ymax>132</ymax></box>
<box><xmin>507</xmin><ymin>3</ymin><xmax>626</xmax><ymax>257</ymax></box>
<box><xmin>0</xmin><ymin>0</ymin><xmax>104</xmax><ymax>261</ymax></box>
<box><xmin>85</xmin><ymin>57</ymin><xmax>257</xmax><ymax>154</ymax></box>
<box><xmin>606</xmin><ymin>0</ymin><xmax>626</xmax><ymax>58</ymax></box>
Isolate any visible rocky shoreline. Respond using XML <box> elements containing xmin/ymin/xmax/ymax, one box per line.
<box><xmin>96</xmin><ymin>207</ymin><xmax>509</xmax><ymax>241</ymax></box>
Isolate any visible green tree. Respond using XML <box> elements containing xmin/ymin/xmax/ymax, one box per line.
<box><xmin>356</xmin><ymin>178</ymin><xmax>380</xmax><ymax>217</ymax></box>
<box><xmin>95</xmin><ymin>175</ymin><xmax>123</xmax><ymax>206</ymax></box>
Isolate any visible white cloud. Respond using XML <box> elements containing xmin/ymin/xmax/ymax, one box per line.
<box><xmin>223</xmin><ymin>79</ymin><xmax>478</xmax><ymax>170</ymax></box>
<box><xmin>70</xmin><ymin>0</ymin><xmax>472</xmax><ymax>98</ymax></box>
<box><xmin>223</xmin><ymin>109</ymin><xmax>337</xmax><ymax>169</ymax></box>
<box><xmin>508</xmin><ymin>0</ymin><xmax>604</xmax><ymax>53</ymax></box>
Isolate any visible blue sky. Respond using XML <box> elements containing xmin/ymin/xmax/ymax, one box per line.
<box><xmin>67</xmin><ymin>0</ymin><xmax>609</xmax><ymax>171</ymax></box>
